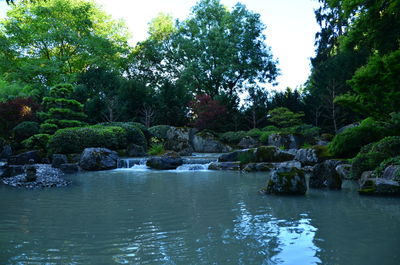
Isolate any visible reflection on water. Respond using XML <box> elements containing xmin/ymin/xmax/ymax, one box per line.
<box><xmin>0</xmin><ymin>170</ymin><xmax>400</xmax><ymax>264</ymax></box>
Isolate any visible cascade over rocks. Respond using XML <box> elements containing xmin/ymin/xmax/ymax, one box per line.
<box><xmin>79</xmin><ymin>148</ymin><xmax>119</xmax><ymax>171</ymax></box>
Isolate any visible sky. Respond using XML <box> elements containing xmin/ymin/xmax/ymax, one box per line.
<box><xmin>0</xmin><ymin>0</ymin><xmax>321</xmax><ymax>91</ymax></box>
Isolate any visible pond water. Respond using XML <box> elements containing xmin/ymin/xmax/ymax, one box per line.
<box><xmin>1</xmin><ymin>169</ymin><xmax>400</xmax><ymax>264</ymax></box>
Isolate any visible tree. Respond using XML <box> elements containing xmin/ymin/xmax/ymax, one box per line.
<box><xmin>268</xmin><ymin>107</ymin><xmax>304</xmax><ymax>129</ymax></box>
<box><xmin>132</xmin><ymin>0</ymin><xmax>278</xmax><ymax>100</ymax></box>
<box><xmin>270</xmin><ymin>87</ymin><xmax>304</xmax><ymax>114</ymax></box>
<box><xmin>38</xmin><ymin>83</ymin><xmax>87</xmax><ymax>134</ymax></box>
<box><xmin>189</xmin><ymin>94</ymin><xmax>227</xmax><ymax>131</ymax></box>
<box><xmin>243</xmin><ymin>86</ymin><xmax>269</xmax><ymax>129</ymax></box>
<box><xmin>0</xmin><ymin>0</ymin><xmax>130</xmax><ymax>91</ymax></box>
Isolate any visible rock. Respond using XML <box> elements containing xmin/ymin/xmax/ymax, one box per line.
<box><xmin>25</xmin><ymin>164</ymin><xmax>37</xmax><ymax>182</ymax></box>
<box><xmin>1</xmin><ymin>165</ymin><xmax>24</xmax><ymax>178</ymax></box>
<box><xmin>335</xmin><ymin>164</ymin><xmax>353</xmax><ymax>180</ymax></box>
<box><xmin>79</xmin><ymin>148</ymin><xmax>119</xmax><ymax>171</ymax></box>
<box><xmin>8</xmin><ymin>150</ymin><xmax>41</xmax><ymax>165</ymax></box>
<box><xmin>254</xmin><ymin>146</ymin><xmax>294</xmax><ymax>163</ymax></box>
<box><xmin>262</xmin><ymin>168</ymin><xmax>307</xmax><ymax>195</ymax></box>
<box><xmin>127</xmin><ymin>144</ymin><xmax>146</xmax><ymax>157</ymax></box>
<box><xmin>191</xmin><ymin>132</ymin><xmax>232</xmax><ymax>153</ymax></box>
<box><xmin>310</xmin><ymin>160</ymin><xmax>343</xmax><ymax>189</ymax></box>
<box><xmin>60</xmin><ymin>163</ymin><xmax>80</xmax><ymax>174</ymax></box>
<box><xmin>218</xmin><ymin>149</ymin><xmax>255</xmax><ymax>162</ymax></box>
<box><xmin>164</xmin><ymin>127</ymin><xmax>194</xmax><ymax>156</ymax></box>
<box><xmin>52</xmin><ymin>154</ymin><xmax>68</xmax><ymax>168</ymax></box>
<box><xmin>146</xmin><ymin>151</ymin><xmax>183</xmax><ymax>170</ymax></box>
<box><xmin>67</xmin><ymin>154</ymin><xmax>81</xmax><ymax>163</ymax></box>
<box><xmin>337</xmin><ymin>122</ymin><xmax>360</xmax><ymax>134</ymax></box>
<box><xmin>0</xmin><ymin>145</ymin><xmax>12</xmax><ymax>159</ymax></box>
<box><xmin>272</xmin><ymin>161</ymin><xmax>302</xmax><ymax>170</ymax></box>
<box><xmin>294</xmin><ymin>148</ymin><xmax>319</xmax><ymax>166</ymax></box>
<box><xmin>359</xmin><ymin>165</ymin><xmax>400</xmax><ymax>196</ymax></box>
<box><xmin>2</xmin><ymin>164</ymin><xmax>70</xmax><ymax>189</ymax></box>
<box><xmin>238</xmin><ymin>136</ymin><xmax>258</xmax><ymax>149</ymax></box>
<box><xmin>268</xmin><ymin>133</ymin><xmax>305</xmax><ymax>149</ymax></box>
<box><xmin>316</xmin><ymin>140</ymin><xmax>329</xmax><ymax>146</ymax></box>
<box><xmin>359</xmin><ymin>178</ymin><xmax>400</xmax><ymax>196</ymax></box>
<box><xmin>208</xmin><ymin>162</ymin><xmax>241</xmax><ymax>171</ymax></box>
<box><xmin>243</xmin><ymin>162</ymin><xmax>274</xmax><ymax>172</ymax></box>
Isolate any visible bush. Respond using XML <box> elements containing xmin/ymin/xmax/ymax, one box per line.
<box><xmin>219</xmin><ymin>131</ymin><xmax>247</xmax><ymax>144</ymax></box>
<box><xmin>99</xmin><ymin>122</ymin><xmax>147</xmax><ymax>148</ymax></box>
<box><xmin>286</xmin><ymin>124</ymin><xmax>321</xmax><ymax>139</ymax></box>
<box><xmin>40</xmin><ymin>123</ymin><xmax>58</xmax><ymax>134</ymax></box>
<box><xmin>329</xmin><ymin>118</ymin><xmax>391</xmax><ymax>158</ymax></box>
<box><xmin>48</xmin><ymin>126</ymin><xmax>127</xmax><ymax>154</ymax></box>
<box><xmin>149</xmin><ymin>125</ymin><xmax>172</xmax><ymax>139</ymax></box>
<box><xmin>12</xmin><ymin>121</ymin><xmax>39</xmax><ymax>142</ymax></box>
<box><xmin>148</xmin><ymin>143</ymin><xmax>165</xmax><ymax>156</ymax></box>
<box><xmin>22</xmin><ymin>134</ymin><xmax>50</xmax><ymax>151</ymax></box>
<box><xmin>351</xmin><ymin>136</ymin><xmax>400</xmax><ymax>178</ymax></box>
<box><xmin>262</xmin><ymin>125</ymin><xmax>278</xmax><ymax>132</ymax></box>
<box><xmin>246</xmin><ymin>128</ymin><xmax>263</xmax><ymax>138</ymax></box>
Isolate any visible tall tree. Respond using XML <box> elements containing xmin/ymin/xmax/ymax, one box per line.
<box><xmin>0</xmin><ymin>0</ymin><xmax>131</xmax><ymax>92</ymax></box>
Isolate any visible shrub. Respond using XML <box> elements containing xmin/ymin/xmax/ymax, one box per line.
<box><xmin>351</xmin><ymin>136</ymin><xmax>400</xmax><ymax>178</ymax></box>
<box><xmin>40</xmin><ymin>123</ymin><xmax>58</xmax><ymax>134</ymax></box>
<box><xmin>22</xmin><ymin>134</ymin><xmax>50</xmax><ymax>151</ymax></box>
<box><xmin>329</xmin><ymin>118</ymin><xmax>391</xmax><ymax>158</ymax></box>
<box><xmin>99</xmin><ymin>122</ymin><xmax>147</xmax><ymax>148</ymax></box>
<box><xmin>286</xmin><ymin>124</ymin><xmax>321</xmax><ymax>139</ymax></box>
<box><xmin>219</xmin><ymin>131</ymin><xmax>247</xmax><ymax>144</ymax></box>
<box><xmin>48</xmin><ymin>126</ymin><xmax>128</xmax><ymax>154</ymax></box>
<box><xmin>268</xmin><ymin>107</ymin><xmax>304</xmax><ymax>128</ymax></box>
<box><xmin>262</xmin><ymin>125</ymin><xmax>278</xmax><ymax>132</ymax></box>
<box><xmin>312</xmin><ymin>145</ymin><xmax>332</xmax><ymax>159</ymax></box>
<box><xmin>149</xmin><ymin>125</ymin><xmax>172</xmax><ymax>139</ymax></box>
<box><xmin>246</xmin><ymin>128</ymin><xmax>263</xmax><ymax>138</ymax></box>
<box><xmin>148</xmin><ymin>143</ymin><xmax>165</xmax><ymax>156</ymax></box>
<box><xmin>12</xmin><ymin>121</ymin><xmax>39</xmax><ymax>142</ymax></box>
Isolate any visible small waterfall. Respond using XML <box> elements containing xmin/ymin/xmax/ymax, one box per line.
<box><xmin>117</xmin><ymin>154</ymin><xmax>220</xmax><ymax>172</ymax></box>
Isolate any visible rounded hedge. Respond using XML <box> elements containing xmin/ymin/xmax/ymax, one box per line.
<box><xmin>98</xmin><ymin>122</ymin><xmax>147</xmax><ymax>149</ymax></box>
<box><xmin>329</xmin><ymin>118</ymin><xmax>390</xmax><ymax>158</ymax></box>
<box><xmin>22</xmin><ymin>134</ymin><xmax>51</xmax><ymax>151</ymax></box>
<box><xmin>12</xmin><ymin>121</ymin><xmax>40</xmax><ymax>142</ymax></box>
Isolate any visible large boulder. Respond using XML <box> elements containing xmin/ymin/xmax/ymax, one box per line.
<box><xmin>52</xmin><ymin>154</ymin><xmax>68</xmax><ymax>168</ymax></box>
<box><xmin>146</xmin><ymin>151</ymin><xmax>183</xmax><ymax>170</ymax></box>
<box><xmin>0</xmin><ymin>144</ymin><xmax>12</xmax><ymax>159</ymax></box>
<box><xmin>294</xmin><ymin>148</ymin><xmax>319</xmax><ymax>166</ymax></box>
<box><xmin>79</xmin><ymin>148</ymin><xmax>119</xmax><ymax>171</ymax></box>
<box><xmin>254</xmin><ymin>146</ymin><xmax>294</xmax><ymax>163</ymax></box>
<box><xmin>164</xmin><ymin>127</ymin><xmax>195</xmax><ymax>156</ymax></box>
<box><xmin>208</xmin><ymin>162</ymin><xmax>241</xmax><ymax>171</ymax></box>
<box><xmin>268</xmin><ymin>133</ymin><xmax>305</xmax><ymax>149</ymax></box>
<box><xmin>218</xmin><ymin>149</ymin><xmax>255</xmax><ymax>162</ymax></box>
<box><xmin>8</xmin><ymin>150</ymin><xmax>41</xmax><ymax>165</ymax></box>
<box><xmin>238</xmin><ymin>136</ymin><xmax>259</xmax><ymax>149</ymax></box>
<box><xmin>310</xmin><ymin>160</ymin><xmax>343</xmax><ymax>189</ymax></box>
<box><xmin>261</xmin><ymin>168</ymin><xmax>307</xmax><ymax>195</ymax></box>
<box><xmin>191</xmin><ymin>132</ymin><xmax>232</xmax><ymax>153</ymax></box>
<box><xmin>1</xmin><ymin>165</ymin><xmax>24</xmax><ymax>178</ymax></box>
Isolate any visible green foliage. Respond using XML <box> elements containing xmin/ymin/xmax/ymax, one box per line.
<box><xmin>148</xmin><ymin>143</ymin><xmax>165</xmax><ymax>156</ymax></box>
<box><xmin>48</xmin><ymin>126</ymin><xmax>127</xmax><ymax>154</ymax></box>
<box><xmin>149</xmin><ymin>125</ymin><xmax>171</xmax><ymax>140</ymax></box>
<box><xmin>268</xmin><ymin>107</ymin><xmax>304</xmax><ymax>128</ymax></box>
<box><xmin>262</xmin><ymin>125</ymin><xmax>279</xmax><ymax>132</ymax></box>
<box><xmin>351</xmin><ymin>136</ymin><xmax>400</xmax><ymax>179</ymax></box>
<box><xmin>246</xmin><ymin>128</ymin><xmax>263</xmax><ymax>138</ymax></box>
<box><xmin>12</xmin><ymin>121</ymin><xmax>39</xmax><ymax>142</ymax></box>
<box><xmin>284</xmin><ymin>124</ymin><xmax>321</xmax><ymax>139</ymax></box>
<box><xmin>259</xmin><ymin>131</ymin><xmax>276</xmax><ymax>144</ymax></box>
<box><xmin>0</xmin><ymin>0</ymin><xmax>131</xmax><ymax>89</ymax></box>
<box><xmin>219</xmin><ymin>131</ymin><xmax>247</xmax><ymax>144</ymax></box>
<box><xmin>329</xmin><ymin>118</ymin><xmax>391</xmax><ymax>158</ymax></box>
<box><xmin>312</xmin><ymin>145</ymin><xmax>332</xmax><ymax>159</ymax></box>
<box><xmin>39</xmin><ymin>123</ymin><xmax>58</xmax><ymax>134</ymax></box>
<box><xmin>22</xmin><ymin>134</ymin><xmax>50</xmax><ymax>151</ymax></box>
<box><xmin>0</xmin><ymin>77</ymin><xmax>32</xmax><ymax>102</ymax></box>
<box><xmin>99</xmin><ymin>122</ymin><xmax>147</xmax><ymax>149</ymax></box>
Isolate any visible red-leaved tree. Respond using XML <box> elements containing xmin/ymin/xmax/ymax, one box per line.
<box><xmin>0</xmin><ymin>97</ymin><xmax>40</xmax><ymax>137</ymax></box>
<box><xmin>189</xmin><ymin>94</ymin><xmax>227</xmax><ymax>130</ymax></box>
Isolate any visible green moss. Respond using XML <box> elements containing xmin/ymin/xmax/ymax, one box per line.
<box><xmin>312</xmin><ymin>145</ymin><xmax>332</xmax><ymax>158</ymax></box>
<box><xmin>255</xmin><ymin>146</ymin><xmax>276</xmax><ymax>162</ymax></box>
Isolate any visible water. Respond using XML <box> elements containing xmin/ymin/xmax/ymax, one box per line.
<box><xmin>1</xmin><ymin>169</ymin><xmax>400</xmax><ymax>264</ymax></box>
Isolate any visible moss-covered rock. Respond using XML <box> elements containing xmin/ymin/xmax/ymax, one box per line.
<box><xmin>146</xmin><ymin>151</ymin><xmax>183</xmax><ymax>170</ymax></box>
<box><xmin>254</xmin><ymin>146</ymin><xmax>294</xmax><ymax>162</ymax></box>
<box><xmin>262</xmin><ymin>168</ymin><xmax>307</xmax><ymax>195</ymax></box>
<box><xmin>310</xmin><ymin>160</ymin><xmax>343</xmax><ymax>189</ymax></box>
<box><xmin>208</xmin><ymin>162</ymin><xmax>241</xmax><ymax>171</ymax></box>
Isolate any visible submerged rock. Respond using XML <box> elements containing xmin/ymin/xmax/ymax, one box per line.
<box><xmin>310</xmin><ymin>160</ymin><xmax>343</xmax><ymax>189</ymax></box>
<box><xmin>2</xmin><ymin>164</ymin><xmax>70</xmax><ymax>189</ymax></box>
<box><xmin>146</xmin><ymin>151</ymin><xmax>183</xmax><ymax>170</ymax></box>
<box><xmin>79</xmin><ymin>148</ymin><xmax>119</xmax><ymax>171</ymax></box>
<box><xmin>262</xmin><ymin>168</ymin><xmax>307</xmax><ymax>195</ymax></box>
